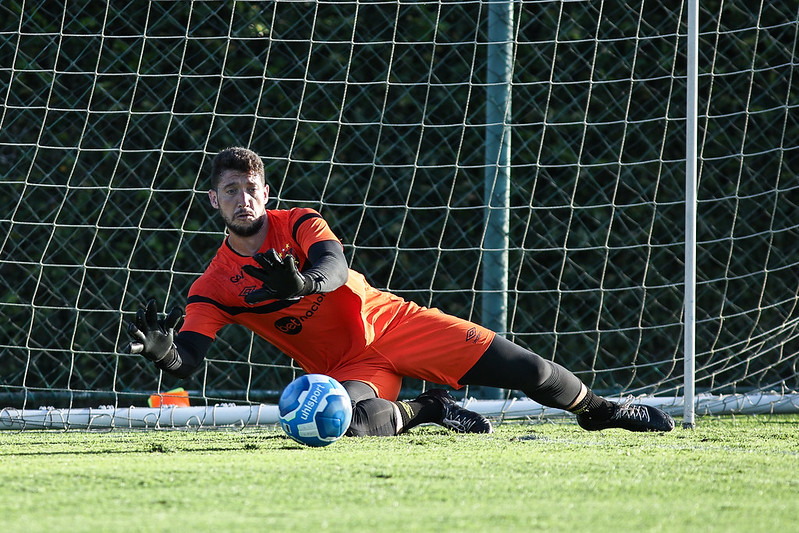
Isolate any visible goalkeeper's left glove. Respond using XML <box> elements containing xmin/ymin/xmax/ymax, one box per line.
<box><xmin>125</xmin><ymin>298</ymin><xmax>183</xmax><ymax>367</ymax></box>
<box><xmin>242</xmin><ymin>249</ymin><xmax>312</xmax><ymax>304</ymax></box>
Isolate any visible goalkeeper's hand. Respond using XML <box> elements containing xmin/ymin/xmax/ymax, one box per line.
<box><xmin>125</xmin><ymin>298</ymin><xmax>184</xmax><ymax>363</ymax></box>
<box><xmin>242</xmin><ymin>248</ymin><xmax>310</xmax><ymax>303</ymax></box>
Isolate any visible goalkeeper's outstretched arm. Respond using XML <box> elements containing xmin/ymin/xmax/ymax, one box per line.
<box><xmin>125</xmin><ymin>241</ymin><xmax>346</xmax><ymax>375</ymax></box>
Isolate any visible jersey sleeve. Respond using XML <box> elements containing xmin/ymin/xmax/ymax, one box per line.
<box><xmin>181</xmin><ymin>277</ymin><xmax>234</xmax><ymax>340</ymax></box>
<box><xmin>289</xmin><ymin>208</ymin><xmax>342</xmax><ymax>255</ymax></box>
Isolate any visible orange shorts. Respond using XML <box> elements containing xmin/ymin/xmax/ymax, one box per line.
<box><xmin>325</xmin><ymin>299</ymin><xmax>496</xmax><ymax>401</ymax></box>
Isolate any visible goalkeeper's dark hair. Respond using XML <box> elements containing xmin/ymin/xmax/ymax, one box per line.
<box><xmin>210</xmin><ymin>146</ymin><xmax>265</xmax><ymax>189</ymax></box>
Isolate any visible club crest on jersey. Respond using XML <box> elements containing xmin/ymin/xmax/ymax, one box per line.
<box><xmin>277</xmin><ymin>244</ymin><xmax>297</xmax><ymax>263</ymax></box>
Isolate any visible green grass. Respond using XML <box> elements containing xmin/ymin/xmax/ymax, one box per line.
<box><xmin>1</xmin><ymin>416</ymin><xmax>797</xmax><ymax>533</ymax></box>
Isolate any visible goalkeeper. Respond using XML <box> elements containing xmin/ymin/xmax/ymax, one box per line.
<box><xmin>124</xmin><ymin>147</ymin><xmax>674</xmax><ymax>436</ymax></box>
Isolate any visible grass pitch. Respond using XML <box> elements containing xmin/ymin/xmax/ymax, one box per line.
<box><xmin>0</xmin><ymin>415</ymin><xmax>796</xmax><ymax>533</ymax></box>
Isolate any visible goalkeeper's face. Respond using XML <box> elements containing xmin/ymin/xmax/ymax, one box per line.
<box><xmin>209</xmin><ymin>170</ymin><xmax>269</xmax><ymax>237</ymax></box>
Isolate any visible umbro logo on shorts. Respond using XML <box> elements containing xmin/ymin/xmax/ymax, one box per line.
<box><xmin>466</xmin><ymin>326</ymin><xmax>483</xmax><ymax>344</ymax></box>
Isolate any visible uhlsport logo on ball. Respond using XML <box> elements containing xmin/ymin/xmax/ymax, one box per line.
<box><xmin>278</xmin><ymin>374</ymin><xmax>352</xmax><ymax>447</ymax></box>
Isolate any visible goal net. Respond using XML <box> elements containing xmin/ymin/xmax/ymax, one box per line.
<box><xmin>2</xmin><ymin>0</ymin><xmax>798</xmax><ymax>429</ymax></box>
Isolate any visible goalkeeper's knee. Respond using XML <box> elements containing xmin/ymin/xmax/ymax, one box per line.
<box><xmin>345</xmin><ymin>398</ymin><xmax>401</xmax><ymax>437</ymax></box>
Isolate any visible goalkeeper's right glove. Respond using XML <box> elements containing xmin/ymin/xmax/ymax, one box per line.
<box><xmin>242</xmin><ymin>248</ymin><xmax>312</xmax><ymax>303</ymax></box>
<box><xmin>125</xmin><ymin>298</ymin><xmax>184</xmax><ymax>365</ymax></box>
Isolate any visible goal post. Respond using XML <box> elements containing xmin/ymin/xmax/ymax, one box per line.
<box><xmin>1</xmin><ymin>1</ymin><xmax>798</xmax><ymax>430</ymax></box>
<box><xmin>683</xmin><ymin>0</ymin><xmax>699</xmax><ymax>430</ymax></box>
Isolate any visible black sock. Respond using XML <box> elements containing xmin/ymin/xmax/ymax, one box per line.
<box><xmin>570</xmin><ymin>389</ymin><xmax>614</xmax><ymax>420</ymax></box>
<box><xmin>525</xmin><ymin>360</ymin><xmax>587</xmax><ymax>410</ymax></box>
<box><xmin>396</xmin><ymin>395</ymin><xmax>444</xmax><ymax>432</ymax></box>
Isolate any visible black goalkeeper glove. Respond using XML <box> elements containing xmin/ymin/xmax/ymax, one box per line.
<box><xmin>242</xmin><ymin>248</ymin><xmax>311</xmax><ymax>304</ymax></box>
<box><xmin>125</xmin><ymin>298</ymin><xmax>184</xmax><ymax>363</ymax></box>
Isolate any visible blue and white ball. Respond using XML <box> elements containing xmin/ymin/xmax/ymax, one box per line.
<box><xmin>278</xmin><ymin>374</ymin><xmax>352</xmax><ymax>447</ymax></box>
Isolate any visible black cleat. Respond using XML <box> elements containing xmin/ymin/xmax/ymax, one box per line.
<box><xmin>577</xmin><ymin>399</ymin><xmax>675</xmax><ymax>432</ymax></box>
<box><xmin>418</xmin><ymin>389</ymin><xmax>493</xmax><ymax>434</ymax></box>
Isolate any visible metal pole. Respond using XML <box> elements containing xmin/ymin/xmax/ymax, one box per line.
<box><xmin>683</xmin><ymin>0</ymin><xmax>699</xmax><ymax>429</ymax></box>
<box><xmin>482</xmin><ymin>0</ymin><xmax>513</xmax><ymax>400</ymax></box>
<box><xmin>483</xmin><ymin>0</ymin><xmax>512</xmax><ymax>332</ymax></box>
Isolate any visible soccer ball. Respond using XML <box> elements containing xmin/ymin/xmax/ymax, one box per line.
<box><xmin>278</xmin><ymin>374</ymin><xmax>352</xmax><ymax>447</ymax></box>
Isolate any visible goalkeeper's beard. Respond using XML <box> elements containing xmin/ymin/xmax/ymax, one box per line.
<box><xmin>223</xmin><ymin>212</ymin><xmax>266</xmax><ymax>237</ymax></box>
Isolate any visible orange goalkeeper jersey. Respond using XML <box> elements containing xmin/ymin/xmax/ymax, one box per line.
<box><xmin>182</xmin><ymin>207</ymin><xmax>494</xmax><ymax>400</ymax></box>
